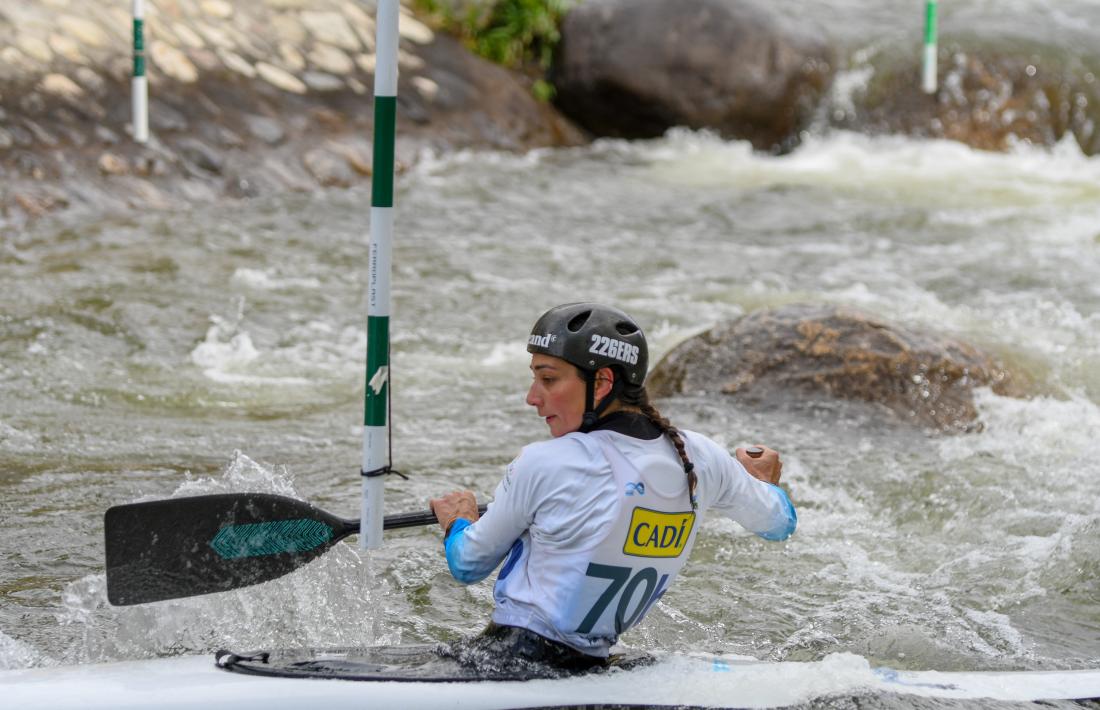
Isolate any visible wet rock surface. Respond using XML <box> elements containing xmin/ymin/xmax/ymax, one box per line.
<box><xmin>0</xmin><ymin>0</ymin><xmax>584</xmax><ymax>226</ymax></box>
<box><xmin>648</xmin><ymin>304</ymin><xmax>1024</xmax><ymax>433</ymax></box>
<box><xmin>552</xmin><ymin>0</ymin><xmax>835</xmax><ymax>152</ymax></box>
<box><xmin>828</xmin><ymin>41</ymin><xmax>1100</xmax><ymax>155</ymax></box>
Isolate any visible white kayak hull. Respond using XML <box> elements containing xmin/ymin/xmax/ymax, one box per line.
<box><xmin>3</xmin><ymin>651</ymin><xmax>1099</xmax><ymax>709</ymax></box>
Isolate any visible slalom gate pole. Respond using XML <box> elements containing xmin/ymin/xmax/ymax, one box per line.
<box><xmin>361</xmin><ymin>0</ymin><xmax>400</xmax><ymax>550</ymax></box>
<box><xmin>922</xmin><ymin>0</ymin><xmax>938</xmax><ymax>94</ymax></box>
<box><xmin>132</xmin><ymin>0</ymin><xmax>148</xmax><ymax>142</ymax></box>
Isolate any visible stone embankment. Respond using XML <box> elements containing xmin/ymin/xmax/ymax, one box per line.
<box><xmin>4</xmin><ymin>0</ymin><xmax>1096</xmax><ymax>227</ymax></box>
<box><xmin>0</xmin><ymin>0</ymin><xmax>583</xmax><ymax>226</ymax></box>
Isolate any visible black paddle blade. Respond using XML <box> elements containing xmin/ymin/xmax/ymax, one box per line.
<box><xmin>105</xmin><ymin>493</ymin><xmax>357</xmax><ymax>606</ymax></box>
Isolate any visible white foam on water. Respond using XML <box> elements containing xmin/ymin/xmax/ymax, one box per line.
<box><xmin>636</xmin><ymin>128</ymin><xmax>1100</xmax><ymax>208</ymax></box>
<box><xmin>926</xmin><ymin>389</ymin><xmax>1100</xmax><ymax>645</ymax></box>
<box><xmin>189</xmin><ymin>313</ymin><xmax>361</xmax><ymax>387</ymax></box>
<box><xmin>229</xmin><ymin>267</ymin><xmax>322</xmax><ymax>290</ymax></box>
<box><xmin>277</xmin><ymin>321</ymin><xmax>364</xmax><ymax>378</ymax></box>
<box><xmin>1025</xmin><ymin>207</ymin><xmax>1100</xmax><ymax>247</ymax></box>
<box><xmin>0</xmin><ymin>631</ymin><xmax>50</xmax><ymax>671</ymax></box>
<box><xmin>0</xmin><ymin>419</ymin><xmax>37</xmax><ymax>452</ymax></box>
<box><xmin>962</xmin><ymin>292</ymin><xmax>1099</xmax><ymax>356</ymax></box>
<box><xmin>190</xmin><ymin>324</ymin><xmax>264</xmax><ymax>382</ymax></box>
<box><xmin>961</xmin><ymin>608</ymin><xmax>1029</xmax><ymax>658</ymax></box>
<box><xmin>480</xmin><ymin>341</ymin><xmax>527</xmax><ymax>368</ymax></box>
<box><xmin>827</xmin><ymin>279</ymin><xmax>959</xmax><ymax>328</ymax></box>
<box><xmin>938</xmin><ymin>388</ymin><xmax>1100</xmax><ymax>471</ymax></box>
<box><xmin>824</xmin><ymin>66</ymin><xmax>876</xmax><ymax>119</ymax></box>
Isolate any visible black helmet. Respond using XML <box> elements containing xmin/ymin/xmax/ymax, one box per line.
<box><xmin>527</xmin><ymin>303</ymin><xmax>648</xmax><ymax>386</ymax></box>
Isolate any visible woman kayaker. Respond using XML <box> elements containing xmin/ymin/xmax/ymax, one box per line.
<box><xmin>430</xmin><ymin>302</ymin><xmax>796</xmax><ymax>672</ymax></box>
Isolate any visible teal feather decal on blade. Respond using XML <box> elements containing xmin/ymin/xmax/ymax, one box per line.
<box><xmin>210</xmin><ymin>519</ymin><xmax>334</xmax><ymax>559</ymax></box>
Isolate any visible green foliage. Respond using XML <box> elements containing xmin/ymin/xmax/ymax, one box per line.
<box><xmin>531</xmin><ymin>78</ymin><xmax>556</xmax><ymax>102</ymax></box>
<box><xmin>414</xmin><ymin>0</ymin><xmax>571</xmax><ymax>73</ymax></box>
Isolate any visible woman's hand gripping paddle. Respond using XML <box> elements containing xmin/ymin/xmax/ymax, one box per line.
<box><xmin>104</xmin><ymin>493</ymin><xmax>486</xmax><ymax>606</ymax></box>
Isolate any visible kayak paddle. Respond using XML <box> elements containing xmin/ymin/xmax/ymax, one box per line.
<box><xmin>104</xmin><ymin>493</ymin><xmax>486</xmax><ymax>606</ymax></box>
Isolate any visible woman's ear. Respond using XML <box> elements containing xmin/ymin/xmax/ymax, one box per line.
<box><xmin>594</xmin><ymin>366</ymin><xmax>615</xmax><ymax>403</ymax></box>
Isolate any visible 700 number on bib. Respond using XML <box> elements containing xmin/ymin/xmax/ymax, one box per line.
<box><xmin>575</xmin><ymin>563</ymin><xmax>669</xmax><ymax>635</ymax></box>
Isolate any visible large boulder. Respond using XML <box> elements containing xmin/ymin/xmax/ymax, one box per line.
<box><xmin>648</xmin><ymin>304</ymin><xmax>1023</xmax><ymax>432</ymax></box>
<box><xmin>551</xmin><ymin>0</ymin><xmax>835</xmax><ymax>152</ymax></box>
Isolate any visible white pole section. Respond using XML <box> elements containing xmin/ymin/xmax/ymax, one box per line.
<box><xmin>132</xmin><ymin>0</ymin><xmax>148</xmax><ymax>143</ymax></box>
<box><xmin>361</xmin><ymin>0</ymin><xmax>400</xmax><ymax>550</ymax></box>
<box><xmin>921</xmin><ymin>0</ymin><xmax>938</xmax><ymax>94</ymax></box>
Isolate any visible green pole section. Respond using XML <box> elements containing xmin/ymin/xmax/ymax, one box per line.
<box><xmin>371</xmin><ymin>97</ymin><xmax>397</xmax><ymax>209</ymax></box>
<box><xmin>132</xmin><ymin>20</ymin><xmax>145</xmax><ymax>76</ymax></box>
<box><xmin>131</xmin><ymin>0</ymin><xmax>148</xmax><ymax>142</ymax></box>
<box><xmin>922</xmin><ymin>0</ymin><xmax>938</xmax><ymax>94</ymax></box>
<box><xmin>364</xmin><ymin>312</ymin><xmax>389</xmax><ymax>425</ymax></box>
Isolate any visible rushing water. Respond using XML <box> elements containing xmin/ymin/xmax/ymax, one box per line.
<box><xmin>1</xmin><ymin>129</ymin><xmax>1099</xmax><ymax>706</ymax></box>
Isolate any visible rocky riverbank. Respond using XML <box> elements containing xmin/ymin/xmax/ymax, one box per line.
<box><xmin>3</xmin><ymin>0</ymin><xmax>1098</xmax><ymax>228</ymax></box>
<box><xmin>548</xmin><ymin>0</ymin><xmax>1100</xmax><ymax>156</ymax></box>
<box><xmin>0</xmin><ymin>0</ymin><xmax>584</xmax><ymax>227</ymax></box>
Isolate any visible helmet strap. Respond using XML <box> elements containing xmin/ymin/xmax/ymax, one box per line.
<box><xmin>579</xmin><ymin>369</ymin><xmax>621</xmax><ymax>433</ymax></box>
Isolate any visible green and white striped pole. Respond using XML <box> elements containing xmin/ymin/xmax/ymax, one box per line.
<box><xmin>361</xmin><ymin>0</ymin><xmax>400</xmax><ymax>550</ymax></box>
<box><xmin>132</xmin><ymin>0</ymin><xmax>148</xmax><ymax>142</ymax></box>
<box><xmin>921</xmin><ymin>0</ymin><xmax>938</xmax><ymax>94</ymax></box>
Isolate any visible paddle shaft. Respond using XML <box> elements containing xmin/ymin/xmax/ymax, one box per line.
<box><xmin>377</xmin><ymin>503</ymin><xmax>489</xmax><ymax>531</ymax></box>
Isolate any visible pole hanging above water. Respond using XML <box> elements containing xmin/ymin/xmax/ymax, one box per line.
<box><xmin>921</xmin><ymin>0</ymin><xmax>938</xmax><ymax>94</ymax></box>
<box><xmin>361</xmin><ymin>0</ymin><xmax>400</xmax><ymax>550</ymax></box>
<box><xmin>132</xmin><ymin>0</ymin><xmax>149</xmax><ymax>143</ymax></box>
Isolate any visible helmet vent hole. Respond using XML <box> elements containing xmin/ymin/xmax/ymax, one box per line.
<box><xmin>567</xmin><ymin>311</ymin><xmax>591</xmax><ymax>332</ymax></box>
<box><xmin>615</xmin><ymin>321</ymin><xmax>637</xmax><ymax>336</ymax></box>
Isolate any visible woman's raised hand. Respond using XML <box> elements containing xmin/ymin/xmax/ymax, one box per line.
<box><xmin>735</xmin><ymin>445</ymin><xmax>783</xmax><ymax>485</ymax></box>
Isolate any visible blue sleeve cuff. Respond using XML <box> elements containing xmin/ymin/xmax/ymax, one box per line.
<box><xmin>757</xmin><ymin>484</ymin><xmax>797</xmax><ymax>541</ymax></box>
<box><xmin>444</xmin><ymin>517</ymin><xmax>473</xmax><ymax>549</ymax></box>
<box><xmin>443</xmin><ymin>518</ymin><xmax>492</xmax><ymax>584</ymax></box>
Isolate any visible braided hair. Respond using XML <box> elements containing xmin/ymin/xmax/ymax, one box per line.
<box><xmin>618</xmin><ymin>380</ymin><xmax>697</xmax><ymax>510</ymax></box>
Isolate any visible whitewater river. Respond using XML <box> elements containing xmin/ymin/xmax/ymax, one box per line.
<box><xmin>1</xmin><ymin>129</ymin><xmax>1099</xmax><ymax>706</ymax></box>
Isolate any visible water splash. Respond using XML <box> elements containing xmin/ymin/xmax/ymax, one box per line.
<box><xmin>0</xmin><ymin>631</ymin><xmax>51</xmax><ymax>671</ymax></box>
<box><xmin>53</xmin><ymin>454</ymin><xmax>391</xmax><ymax>665</ymax></box>
<box><xmin>187</xmin><ymin>302</ymin><xmax>361</xmax><ymax>389</ymax></box>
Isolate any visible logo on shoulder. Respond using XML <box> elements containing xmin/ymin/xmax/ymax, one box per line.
<box><xmin>528</xmin><ymin>333</ymin><xmax>555</xmax><ymax>348</ymax></box>
<box><xmin>623</xmin><ymin>508</ymin><xmax>695</xmax><ymax>558</ymax></box>
<box><xmin>625</xmin><ymin>481</ymin><xmax>645</xmax><ymax>496</ymax></box>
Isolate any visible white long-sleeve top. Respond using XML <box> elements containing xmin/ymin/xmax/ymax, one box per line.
<box><xmin>443</xmin><ymin>421</ymin><xmax>796</xmax><ymax>656</ymax></box>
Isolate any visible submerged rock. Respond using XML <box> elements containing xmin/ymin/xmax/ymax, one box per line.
<box><xmin>552</xmin><ymin>0</ymin><xmax>835</xmax><ymax>152</ymax></box>
<box><xmin>648</xmin><ymin>304</ymin><xmax>1022</xmax><ymax>433</ymax></box>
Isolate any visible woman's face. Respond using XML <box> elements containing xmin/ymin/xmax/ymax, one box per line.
<box><xmin>526</xmin><ymin>353</ymin><xmax>587</xmax><ymax>437</ymax></box>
